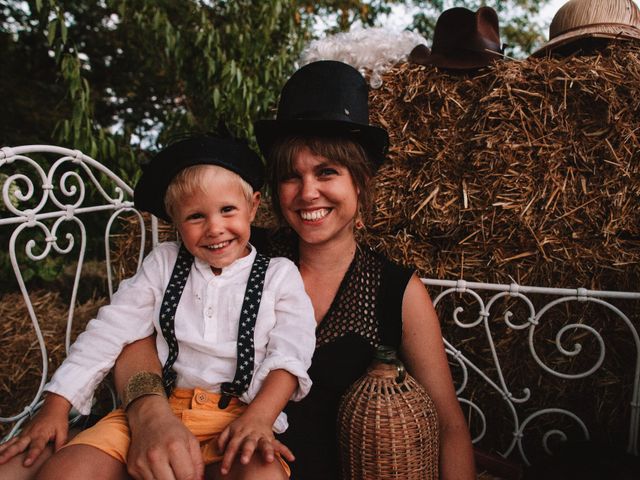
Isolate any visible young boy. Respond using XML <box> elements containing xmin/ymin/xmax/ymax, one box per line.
<box><xmin>0</xmin><ymin>135</ymin><xmax>316</xmax><ymax>479</ymax></box>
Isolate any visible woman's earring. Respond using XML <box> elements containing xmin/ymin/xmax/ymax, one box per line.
<box><xmin>355</xmin><ymin>215</ymin><xmax>365</xmax><ymax>230</ymax></box>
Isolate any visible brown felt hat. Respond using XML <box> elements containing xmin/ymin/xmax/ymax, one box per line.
<box><xmin>532</xmin><ymin>0</ymin><xmax>640</xmax><ymax>57</ymax></box>
<box><xmin>408</xmin><ymin>6</ymin><xmax>504</xmax><ymax>70</ymax></box>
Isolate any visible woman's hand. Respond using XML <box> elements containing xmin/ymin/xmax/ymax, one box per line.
<box><xmin>115</xmin><ymin>338</ymin><xmax>204</xmax><ymax>480</ymax></box>
<box><xmin>217</xmin><ymin>410</ymin><xmax>294</xmax><ymax>475</ymax></box>
<box><xmin>0</xmin><ymin>393</ymin><xmax>70</xmax><ymax>467</ymax></box>
<box><xmin>126</xmin><ymin>395</ymin><xmax>204</xmax><ymax>480</ymax></box>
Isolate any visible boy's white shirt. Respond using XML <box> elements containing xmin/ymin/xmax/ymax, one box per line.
<box><xmin>45</xmin><ymin>241</ymin><xmax>316</xmax><ymax>433</ymax></box>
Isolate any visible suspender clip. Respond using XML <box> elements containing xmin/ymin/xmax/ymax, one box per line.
<box><xmin>219</xmin><ymin>382</ymin><xmax>239</xmax><ymax>409</ymax></box>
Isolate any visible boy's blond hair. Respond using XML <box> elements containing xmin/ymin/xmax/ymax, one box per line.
<box><xmin>164</xmin><ymin>164</ymin><xmax>254</xmax><ymax>221</ymax></box>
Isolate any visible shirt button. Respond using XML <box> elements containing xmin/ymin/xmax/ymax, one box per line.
<box><xmin>207</xmin><ymin>307</ymin><xmax>213</xmax><ymax>317</ymax></box>
<box><xmin>195</xmin><ymin>392</ymin><xmax>208</xmax><ymax>404</ymax></box>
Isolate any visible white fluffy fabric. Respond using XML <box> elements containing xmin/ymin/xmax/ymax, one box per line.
<box><xmin>300</xmin><ymin>27</ymin><xmax>428</xmax><ymax>88</ymax></box>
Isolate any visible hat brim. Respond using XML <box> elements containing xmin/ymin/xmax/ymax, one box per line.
<box><xmin>254</xmin><ymin>119</ymin><xmax>389</xmax><ymax>168</ymax></box>
<box><xmin>410</xmin><ymin>49</ymin><xmax>503</xmax><ymax>70</ymax></box>
<box><xmin>531</xmin><ymin>24</ymin><xmax>640</xmax><ymax>57</ymax></box>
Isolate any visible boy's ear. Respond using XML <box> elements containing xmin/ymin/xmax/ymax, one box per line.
<box><xmin>249</xmin><ymin>191</ymin><xmax>261</xmax><ymax>221</ymax></box>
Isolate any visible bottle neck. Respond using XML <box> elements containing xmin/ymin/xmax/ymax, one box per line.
<box><xmin>372</xmin><ymin>345</ymin><xmax>406</xmax><ymax>383</ymax></box>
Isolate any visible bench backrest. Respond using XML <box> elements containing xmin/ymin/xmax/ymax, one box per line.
<box><xmin>0</xmin><ymin>145</ymin><xmax>153</xmax><ymax>439</ymax></box>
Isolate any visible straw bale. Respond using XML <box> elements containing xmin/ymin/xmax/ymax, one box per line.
<box><xmin>110</xmin><ymin>213</ymin><xmax>176</xmax><ymax>281</ymax></box>
<box><xmin>0</xmin><ymin>291</ymin><xmax>107</xmax><ymax>437</ymax></box>
<box><xmin>366</xmin><ymin>44</ymin><xmax>640</xmax><ymax>289</ymax></box>
<box><xmin>364</xmin><ymin>43</ymin><xmax>640</xmax><ymax>461</ymax></box>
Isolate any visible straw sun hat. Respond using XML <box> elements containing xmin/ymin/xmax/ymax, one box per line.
<box><xmin>532</xmin><ymin>0</ymin><xmax>640</xmax><ymax>57</ymax></box>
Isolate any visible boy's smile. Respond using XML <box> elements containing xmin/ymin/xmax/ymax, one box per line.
<box><xmin>174</xmin><ymin>167</ymin><xmax>260</xmax><ymax>274</ymax></box>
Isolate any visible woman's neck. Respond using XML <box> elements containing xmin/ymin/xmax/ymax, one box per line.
<box><xmin>297</xmin><ymin>233</ymin><xmax>357</xmax><ymax>324</ymax></box>
<box><xmin>298</xmin><ymin>234</ymin><xmax>357</xmax><ymax>275</ymax></box>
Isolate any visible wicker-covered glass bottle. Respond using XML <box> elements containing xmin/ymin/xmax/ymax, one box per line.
<box><xmin>337</xmin><ymin>345</ymin><xmax>440</xmax><ymax>479</ymax></box>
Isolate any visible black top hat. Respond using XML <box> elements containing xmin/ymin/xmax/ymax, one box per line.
<box><xmin>254</xmin><ymin>60</ymin><xmax>389</xmax><ymax>167</ymax></box>
<box><xmin>134</xmin><ymin>135</ymin><xmax>264</xmax><ymax>222</ymax></box>
<box><xmin>409</xmin><ymin>7</ymin><xmax>504</xmax><ymax>70</ymax></box>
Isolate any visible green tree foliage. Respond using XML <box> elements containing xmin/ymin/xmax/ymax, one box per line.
<box><xmin>0</xmin><ymin>2</ymin><xmax>70</xmax><ymax>146</ymax></box>
<box><xmin>298</xmin><ymin>0</ymin><xmax>396</xmax><ymax>31</ymax></box>
<box><xmin>1</xmin><ymin>0</ymin><xmax>550</xmax><ymax>176</ymax></box>
<box><xmin>2</xmin><ymin>0</ymin><xmax>312</xmax><ymax>182</ymax></box>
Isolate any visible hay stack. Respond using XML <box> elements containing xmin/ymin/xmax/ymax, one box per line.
<box><xmin>364</xmin><ymin>43</ymin><xmax>640</xmax><ymax>460</ymax></box>
<box><xmin>367</xmin><ymin>43</ymin><xmax>640</xmax><ymax>289</ymax></box>
<box><xmin>0</xmin><ymin>291</ymin><xmax>106</xmax><ymax>436</ymax></box>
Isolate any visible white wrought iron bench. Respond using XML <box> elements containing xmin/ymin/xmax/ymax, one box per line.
<box><xmin>1</xmin><ymin>144</ymin><xmax>639</xmax><ymax>471</ymax></box>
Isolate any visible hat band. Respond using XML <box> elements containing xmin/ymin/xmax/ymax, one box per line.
<box><xmin>437</xmin><ymin>36</ymin><xmax>502</xmax><ymax>55</ymax></box>
<box><xmin>288</xmin><ymin>110</ymin><xmax>366</xmax><ymax>124</ymax></box>
<box><xmin>550</xmin><ymin>21</ymin><xmax>640</xmax><ymax>40</ymax></box>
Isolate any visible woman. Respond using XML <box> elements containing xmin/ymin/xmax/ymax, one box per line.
<box><xmin>117</xmin><ymin>60</ymin><xmax>475</xmax><ymax>480</ymax></box>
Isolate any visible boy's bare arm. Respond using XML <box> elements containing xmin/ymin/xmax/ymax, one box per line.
<box><xmin>217</xmin><ymin>369</ymin><xmax>297</xmax><ymax>475</ymax></box>
<box><xmin>0</xmin><ymin>393</ymin><xmax>71</xmax><ymax>467</ymax></box>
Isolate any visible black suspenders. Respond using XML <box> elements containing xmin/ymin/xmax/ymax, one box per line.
<box><xmin>159</xmin><ymin>245</ymin><xmax>193</xmax><ymax>393</ymax></box>
<box><xmin>159</xmin><ymin>244</ymin><xmax>270</xmax><ymax>408</ymax></box>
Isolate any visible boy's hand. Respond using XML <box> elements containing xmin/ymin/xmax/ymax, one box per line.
<box><xmin>0</xmin><ymin>393</ymin><xmax>71</xmax><ymax>467</ymax></box>
<box><xmin>217</xmin><ymin>411</ymin><xmax>294</xmax><ymax>475</ymax></box>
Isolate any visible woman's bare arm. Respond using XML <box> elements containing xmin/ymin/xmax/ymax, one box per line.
<box><xmin>114</xmin><ymin>337</ymin><xmax>204</xmax><ymax>480</ymax></box>
<box><xmin>113</xmin><ymin>337</ymin><xmax>162</xmax><ymax>394</ymax></box>
<box><xmin>400</xmin><ymin>274</ymin><xmax>476</xmax><ymax>480</ymax></box>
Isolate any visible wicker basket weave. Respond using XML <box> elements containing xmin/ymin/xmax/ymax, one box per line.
<box><xmin>337</xmin><ymin>346</ymin><xmax>440</xmax><ymax>479</ymax></box>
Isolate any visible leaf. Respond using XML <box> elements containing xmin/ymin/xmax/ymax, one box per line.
<box><xmin>47</xmin><ymin>19</ymin><xmax>58</xmax><ymax>46</ymax></box>
<box><xmin>59</xmin><ymin>17</ymin><xmax>68</xmax><ymax>44</ymax></box>
<box><xmin>109</xmin><ymin>138</ymin><xmax>116</xmax><ymax>158</ymax></box>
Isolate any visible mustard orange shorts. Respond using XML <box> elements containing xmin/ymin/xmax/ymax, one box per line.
<box><xmin>65</xmin><ymin>387</ymin><xmax>290</xmax><ymax>475</ymax></box>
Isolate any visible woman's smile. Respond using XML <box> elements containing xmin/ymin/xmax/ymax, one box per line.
<box><xmin>299</xmin><ymin>208</ymin><xmax>331</xmax><ymax>222</ymax></box>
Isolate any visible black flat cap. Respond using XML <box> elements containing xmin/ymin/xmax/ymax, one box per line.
<box><xmin>134</xmin><ymin>135</ymin><xmax>264</xmax><ymax>221</ymax></box>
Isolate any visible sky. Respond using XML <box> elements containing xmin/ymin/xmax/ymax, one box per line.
<box><xmin>384</xmin><ymin>0</ymin><xmax>640</xmax><ymax>33</ymax></box>
<box><xmin>534</xmin><ymin>0</ymin><xmax>640</xmax><ymax>26</ymax></box>
<box><xmin>540</xmin><ymin>0</ymin><xmax>565</xmax><ymax>23</ymax></box>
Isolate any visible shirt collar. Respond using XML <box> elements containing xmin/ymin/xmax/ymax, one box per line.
<box><xmin>193</xmin><ymin>243</ymin><xmax>257</xmax><ymax>278</ymax></box>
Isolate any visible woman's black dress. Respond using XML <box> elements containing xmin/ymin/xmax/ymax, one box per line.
<box><xmin>252</xmin><ymin>228</ymin><xmax>414</xmax><ymax>479</ymax></box>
